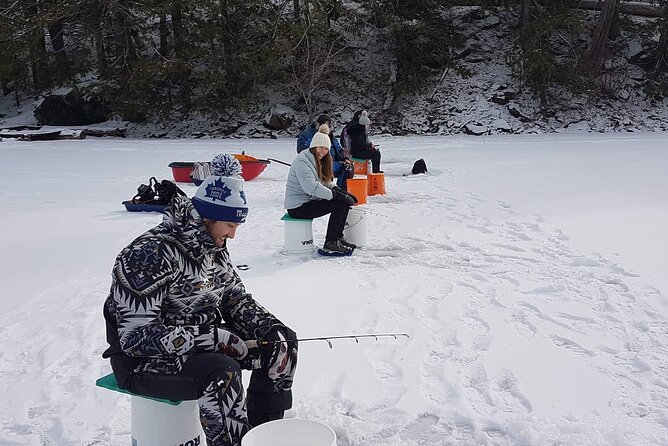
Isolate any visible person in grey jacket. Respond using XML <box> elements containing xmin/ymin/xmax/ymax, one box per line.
<box><xmin>284</xmin><ymin>123</ymin><xmax>358</xmax><ymax>255</ymax></box>
<box><xmin>103</xmin><ymin>154</ymin><xmax>298</xmax><ymax>446</ymax></box>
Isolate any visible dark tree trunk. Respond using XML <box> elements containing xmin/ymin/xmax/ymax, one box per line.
<box><xmin>519</xmin><ymin>0</ymin><xmax>531</xmax><ymax>28</ymax></box>
<box><xmin>171</xmin><ymin>0</ymin><xmax>184</xmax><ymax>58</ymax></box>
<box><xmin>589</xmin><ymin>0</ymin><xmax>619</xmax><ymax>63</ymax></box>
<box><xmin>95</xmin><ymin>29</ymin><xmax>107</xmax><ymax>74</ymax></box>
<box><xmin>159</xmin><ymin>12</ymin><xmax>169</xmax><ymax>56</ymax></box>
<box><xmin>89</xmin><ymin>0</ymin><xmax>108</xmax><ymax>75</ymax></box>
<box><xmin>48</xmin><ymin>21</ymin><xmax>65</xmax><ymax>55</ymax></box>
<box><xmin>25</xmin><ymin>0</ymin><xmax>47</xmax><ymax>89</ymax></box>
<box><xmin>656</xmin><ymin>14</ymin><xmax>668</xmax><ymax>72</ymax></box>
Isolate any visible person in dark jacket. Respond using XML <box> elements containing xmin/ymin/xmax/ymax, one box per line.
<box><xmin>341</xmin><ymin>110</ymin><xmax>382</xmax><ymax>173</ymax></box>
<box><xmin>103</xmin><ymin>154</ymin><xmax>298</xmax><ymax>446</ymax></box>
<box><xmin>297</xmin><ymin>114</ymin><xmax>354</xmax><ymax>190</ymax></box>
<box><xmin>286</xmin><ymin>123</ymin><xmax>358</xmax><ymax>255</ymax></box>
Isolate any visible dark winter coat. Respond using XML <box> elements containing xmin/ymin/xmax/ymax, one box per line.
<box><xmin>296</xmin><ymin>125</ymin><xmax>317</xmax><ymax>154</ymax></box>
<box><xmin>103</xmin><ymin>197</ymin><xmax>283</xmax><ymax>377</ymax></box>
<box><xmin>344</xmin><ymin>123</ymin><xmax>372</xmax><ymax>151</ymax></box>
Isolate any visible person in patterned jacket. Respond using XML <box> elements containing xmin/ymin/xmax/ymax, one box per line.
<box><xmin>103</xmin><ymin>154</ymin><xmax>298</xmax><ymax>446</ymax></box>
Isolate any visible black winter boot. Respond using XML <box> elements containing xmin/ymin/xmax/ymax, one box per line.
<box><xmin>322</xmin><ymin>240</ymin><xmax>352</xmax><ymax>255</ymax></box>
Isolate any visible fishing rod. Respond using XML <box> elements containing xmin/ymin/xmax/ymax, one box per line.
<box><xmin>354</xmin><ymin>208</ymin><xmax>388</xmax><ymax>218</ymax></box>
<box><xmin>267</xmin><ymin>158</ymin><xmax>292</xmax><ymax>167</ymax></box>
<box><xmin>246</xmin><ymin>333</ymin><xmax>409</xmax><ymax>349</ymax></box>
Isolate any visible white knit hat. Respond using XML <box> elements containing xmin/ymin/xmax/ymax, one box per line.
<box><xmin>191</xmin><ymin>154</ymin><xmax>248</xmax><ymax>223</ymax></box>
<box><xmin>359</xmin><ymin>110</ymin><xmax>371</xmax><ymax>125</ymax></box>
<box><xmin>309</xmin><ymin>123</ymin><xmax>331</xmax><ymax>149</ymax></box>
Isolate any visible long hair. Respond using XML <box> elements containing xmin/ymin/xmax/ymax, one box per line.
<box><xmin>309</xmin><ymin>123</ymin><xmax>334</xmax><ymax>183</ymax></box>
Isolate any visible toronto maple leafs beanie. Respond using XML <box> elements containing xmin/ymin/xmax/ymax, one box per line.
<box><xmin>192</xmin><ymin>154</ymin><xmax>249</xmax><ymax>223</ymax></box>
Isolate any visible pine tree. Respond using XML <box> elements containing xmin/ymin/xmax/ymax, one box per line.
<box><xmin>508</xmin><ymin>0</ymin><xmax>590</xmax><ymax>105</ymax></box>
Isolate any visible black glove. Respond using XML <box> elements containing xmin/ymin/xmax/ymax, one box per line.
<box><xmin>333</xmin><ymin>186</ymin><xmax>358</xmax><ymax>203</ymax></box>
<box><xmin>332</xmin><ymin>189</ymin><xmax>355</xmax><ymax>206</ymax></box>
<box><xmin>345</xmin><ymin>164</ymin><xmax>355</xmax><ymax>179</ymax></box>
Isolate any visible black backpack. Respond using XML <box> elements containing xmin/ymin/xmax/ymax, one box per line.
<box><xmin>133</xmin><ymin>177</ymin><xmax>186</xmax><ymax>205</ymax></box>
<box><xmin>411</xmin><ymin>159</ymin><xmax>428</xmax><ymax>174</ymax></box>
<box><xmin>154</xmin><ymin>179</ymin><xmax>187</xmax><ymax>204</ymax></box>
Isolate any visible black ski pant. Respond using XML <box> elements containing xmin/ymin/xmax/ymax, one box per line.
<box><xmin>351</xmin><ymin>147</ymin><xmax>381</xmax><ymax>173</ymax></box>
<box><xmin>287</xmin><ymin>199</ymin><xmax>350</xmax><ymax>242</ymax></box>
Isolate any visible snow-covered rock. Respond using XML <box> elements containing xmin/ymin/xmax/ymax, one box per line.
<box><xmin>508</xmin><ymin>103</ymin><xmax>531</xmax><ymax>122</ymax></box>
<box><xmin>464</xmin><ymin>123</ymin><xmax>488</xmax><ymax>135</ymax></box>
<box><xmin>492</xmin><ymin>118</ymin><xmax>512</xmax><ymax>132</ymax></box>
<box><xmin>264</xmin><ymin>104</ymin><xmax>295</xmax><ymax>131</ymax></box>
<box><xmin>563</xmin><ymin>120</ymin><xmax>592</xmax><ymax>133</ymax></box>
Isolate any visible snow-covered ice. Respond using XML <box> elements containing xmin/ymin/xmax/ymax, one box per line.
<box><xmin>0</xmin><ymin>133</ymin><xmax>667</xmax><ymax>445</ymax></box>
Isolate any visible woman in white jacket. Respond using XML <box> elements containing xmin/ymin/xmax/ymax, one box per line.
<box><xmin>284</xmin><ymin>123</ymin><xmax>358</xmax><ymax>255</ymax></box>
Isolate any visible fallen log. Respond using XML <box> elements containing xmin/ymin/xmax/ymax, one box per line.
<box><xmin>0</xmin><ymin>129</ymin><xmax>86</xmax><ymax>141</ymax></box>
<box><xmin>449</xmin><ymin>1</ymin><xmax>664</xmax><ymax>18</ymax></box>
<box><xmin>575</xmin><ymin>0</ymin><xmax>665</xmax><ymax>19</ymax></box>
<box><xmin>1</xmin><ymin>125</ymin><xmax>42</xmax><ymax>131</ymax></box>
<box><xmin>82</xmin><ymin>128</ymin><xmax>127</xmax><ymax>138</ymax></box>
<box><xmin>13</xmin><ymin>131</ymin><xmax>64</xmax><ymax>141</ymax></box>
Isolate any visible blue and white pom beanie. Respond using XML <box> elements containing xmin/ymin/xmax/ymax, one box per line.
<box><xmin>192</xmin><ymin>154</ymin><xmax>248</xmax><ymax>223</ymax></box>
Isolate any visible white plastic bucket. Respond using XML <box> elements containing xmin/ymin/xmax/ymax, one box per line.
<box><xmin>242</xmin><ymin>418</ymin><xmax>336</xmax><ymax>446</ymax></box>
<box><xmin>283</xmin><ymin>218</ymin><xmax>315</xmax><ymax>254</ymax></box>
<box><xmin>131</xmin><ymin>396</ymin><xmax>206</xmax><ymax>445</ymax></box>
<box><xmin>343</xmin><ymin>206</ymin><xmax>368</xmax><ymax>247</ymax></box>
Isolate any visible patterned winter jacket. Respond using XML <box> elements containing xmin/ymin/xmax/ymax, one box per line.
<box><xmin>103</xmin><ymin>197</ymin><xmax>283</xmax><ymax>376</ymax></box>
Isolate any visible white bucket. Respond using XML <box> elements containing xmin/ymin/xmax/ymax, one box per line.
<box><xmin>131</xmin><ymin>396</ymin><xmax>206</xmax><ymax>446</ymax></box>
<box><xmin>343</xmin><ymin>206</ymin><xmax>368</xmax><ymax>247</ymax></box>
<box><xmin>283</xmin><ymin>218</ymin><xmax>315</xmax><ymax>254</ymax></box>
<box><xmin>242</xmin><ymin>418</ymin><xmax>336</xmax><ymax>446</ymax></box>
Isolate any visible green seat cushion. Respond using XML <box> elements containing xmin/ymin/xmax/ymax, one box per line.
<box><xmin>351</xmin><ymin>158</ymin><xmax>368</xmax><ymax>163</ymax></box>
<box><xmin>281</xmin><ymin>213</ymin><xmax>313</xmax><ymax>222</ymax></box>
<box><xmin>95</xmin><ymin>373</ymin><xmax>181</xmax><ymax>406</ymax></box>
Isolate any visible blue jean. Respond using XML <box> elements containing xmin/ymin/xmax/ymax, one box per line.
<box><xmin>333</xmin><ymin>162</ymin><xmax>352</xmax><ymax>190</ymax></box>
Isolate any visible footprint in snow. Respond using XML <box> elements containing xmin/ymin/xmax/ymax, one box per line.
<box><xmin>494</xmin><ymin>369</ymin><xmax>533</xmax><ymax>413</ymax></box>
<box><xmin>490</xmin><ymin>242</ymin><xmax>527</xmax><ymax>253</ymax></box>
<box><xmin>549</xmin><ymin>335</ymin><xmax>596</xmax><ymax>357</ymax></box>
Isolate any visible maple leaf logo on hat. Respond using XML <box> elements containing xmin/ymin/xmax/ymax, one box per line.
<box><xmin>205</xmin><ymin>178</ymin><xmax>232</xmax><ymax>201</ymax></box>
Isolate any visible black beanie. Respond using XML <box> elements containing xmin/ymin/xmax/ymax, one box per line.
<box><xmin>316</xmin><ymin>114</ymin><xmax>331</xmax><ymax>125</ymax></box>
